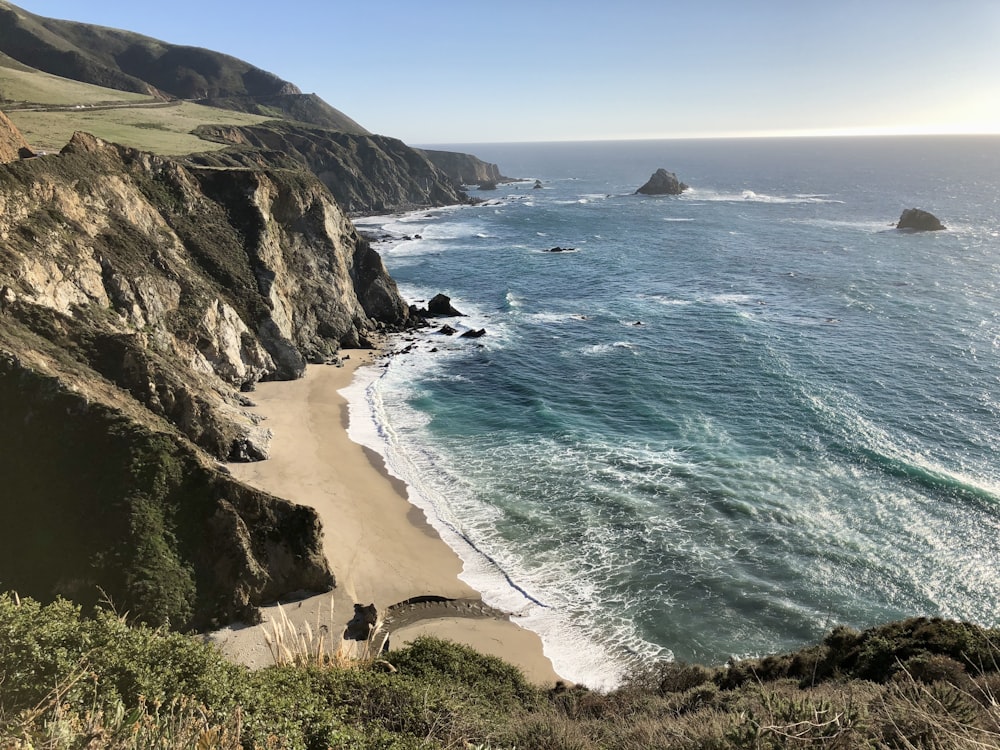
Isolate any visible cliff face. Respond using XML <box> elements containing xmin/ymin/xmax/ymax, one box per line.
<box><xmin>0</xmin><ymin>352</ymin><xmax>333</xmax><ymax>629</ymax></box>
<box><xmin>192</xmin><ymin>122</ymin><xmax>474</xmax><ymax>214</ymax></box>
<box><xmin>420</xmin><ymin>148</ymin><xmax>508</xmax><ymax>187</ymax></box>
<box><xmin>0</xmin><ymin>129</ymin><xmax>409</xmax><ymax>628</ymax></box>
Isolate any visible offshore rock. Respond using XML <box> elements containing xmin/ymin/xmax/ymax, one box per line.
<box><xmin>896</xmin><ymin>208</ymin><xmax>946</xmax><ymax>231</ymax></box>
<box><xmin>427</xmin><ymin>293</ymin><xmax>465</xmax><ymax>317</ymax></box>
<box><xmin>636</xmin><ymin>168</ymin><xmax>689</xmax><ymax>196</ymax></box>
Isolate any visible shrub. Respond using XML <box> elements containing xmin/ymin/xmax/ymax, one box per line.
<box><xmin>386</xmin><ymin>636</ymin><xmax>540</xmax><ymax>710</ymax></box>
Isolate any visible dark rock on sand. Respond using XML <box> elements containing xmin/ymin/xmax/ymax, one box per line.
<box><xmin>896</xmin><ymin>208</ymin><xmax>946</xmax><ymax>231</ymax></box>
<box><xmin>344</xmin><ymin>603</ymin><xmax>379</xmax><ymax>640</ymax></box>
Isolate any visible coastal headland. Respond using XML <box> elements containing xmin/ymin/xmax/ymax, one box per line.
<box><xmin>212</xmin><ymin>352</ymin><xmax>563</xmax><ymax>685</ymax></box>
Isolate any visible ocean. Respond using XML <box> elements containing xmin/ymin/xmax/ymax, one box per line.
<box><xmin>350</xmin><ymin>136</ymin><xmax>1000</xmax><ymax>690</ymax></box>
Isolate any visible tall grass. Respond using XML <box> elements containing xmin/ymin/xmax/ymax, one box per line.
<box><xmin>263</xmin><ymin>599</ymin><xmax>390</xmax><ymax>670</ymax></box>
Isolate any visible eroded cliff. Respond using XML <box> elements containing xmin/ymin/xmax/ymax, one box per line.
<box><xmin>0</xmin><ymin>123</ymin><xmax>409</xmax><ymax>628</ymax></box>
<box><xmin>191</xmin><ymin>121</ymin><xmax>502</xmax><ymax>214</ymax></box>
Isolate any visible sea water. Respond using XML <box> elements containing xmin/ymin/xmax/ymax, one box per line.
<box><xmin>350</xmin><ymin>136</ymin><xmax>1000</xmax><ymax>689</ymax></box>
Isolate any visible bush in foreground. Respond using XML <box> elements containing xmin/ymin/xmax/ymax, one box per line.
<box><xmin>2</xmin><ymin>593</ymin><xmax>999</xmax><ymax>749</ymax></box>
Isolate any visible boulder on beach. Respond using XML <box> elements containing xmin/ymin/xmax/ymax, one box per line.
<box><xmin>896</xmin><ymin>208</ymin><xmax>946</xmax><ymax>231</ymax></box>
<box><xmin>344</xmin><ymin>603</ymin><xmax>379</xmax><ymax>640</ymax></box>
<box><xmin>636</xmin><ymin>168</ymin><xmax>688</xmax><ymax>196</ymax></box>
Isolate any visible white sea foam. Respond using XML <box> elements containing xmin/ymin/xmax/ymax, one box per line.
<box><xmin>340</xmin><ymin>356</ymin><xmax>641</xmax><ymax>689</ymax></box>
<box><xmin>527</xmin><ymin>311</ymin><xmax>588</xmax><ymax>324</ymax></box>
<box><xmin>682</xmin><ymin>187</ymin><xmax>844</xmax><ymax>204</ymax></box>
<box><xmin>708</xmin><ymin>293</ymin><xmax>760</xmax><ymax>306</ymax></box>
<box><xmin>581</xmin><ymin>341</ymin><xmax>638</xmax><ymax>356</ymax></box>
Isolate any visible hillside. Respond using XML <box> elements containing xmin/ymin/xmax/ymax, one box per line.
<box><xmin>0</xmin><ymin>0</ymin><xmax>366</xmax><ymax>133</ymax></box>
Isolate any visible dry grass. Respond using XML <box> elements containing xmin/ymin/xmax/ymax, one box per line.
<box><xmin>263</xmin><ymin>599</ymin><xmax>391</xmax><ymax>670</ymax></box>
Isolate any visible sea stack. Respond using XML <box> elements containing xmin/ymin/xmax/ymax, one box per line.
<box><xmin>896</xmin><ymin>208</ymin><xmax>946</xmax><ymax>231</ymax></box>
<box><xmin>636</xmin><ymin>168</ymin><xmax>689</xmax><ymax>195</ymax></box>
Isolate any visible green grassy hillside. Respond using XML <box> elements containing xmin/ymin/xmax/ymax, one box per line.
<box><xmin>0</xmin><ymin>60</ymin><xmax>155</xmax><ymax>106</ymax></box>
<box><xmin>6</xmin><ymin>99</ymin><xmax>271</xmax><ymax>154</ymax></box>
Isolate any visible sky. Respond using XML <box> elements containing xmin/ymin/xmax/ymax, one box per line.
<box><xmin>12</xmin><ymin>0</ymin><xmax>1000</xmax><ymax>144</ymax></box>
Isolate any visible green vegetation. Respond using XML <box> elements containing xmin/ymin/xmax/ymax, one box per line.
<box><xmin>0</xmin><ymin>64</ymin><xmax>153</xmax><ymax>107</ymax></box>
<box><xmin>0</xmin><ymin>352</ymin><xmax>331</xmax><ymax>631</ymax></box>
<box><xmin>2</xmin><ymin>594</ymin><xmax>999</xmax><ymax>749</ymax></box>
<box><xmin>6</xmin><ymin>100</ymin><xmax>271</xmax><ymax>155</ymax></box>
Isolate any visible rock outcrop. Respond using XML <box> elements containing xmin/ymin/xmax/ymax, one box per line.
<box><xmin>0</xmin><ymin>109</ymin><xmax>31</xmax><ymax>163</ymax></box>
<box><xmin>0</xmin><ymin>130</ymin><xmax>409</xmax><ymax>628</ymax></box>
<box><xmin>896</xmin><ymin>208</ymin><xmax>945</xmax><ymax>231</ymax></box>
<box><xmin>636</xmin><ymin>168</ymin><xmax>689</xmax><ymax>196</ymax></box>
<box><xmin>426</xmin><ymin>293</ymin><xmax>465</xmax><ymax>317</ymax></box>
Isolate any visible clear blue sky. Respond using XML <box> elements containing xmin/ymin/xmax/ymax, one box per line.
<box><xmin>13</xmin><ymin>0</ymin><xmax>1000</xmax><ymax>144</ymax></box>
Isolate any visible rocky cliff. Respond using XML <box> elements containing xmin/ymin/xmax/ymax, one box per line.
<box><xmin>0</xmin><ymin>117</ymin><xmax>410</xmax><ymax>628</ymax></box>
<box><xmin>191</xmin><ymin>121</ymin><xmax>475</xmax><ymax>214</ymax></box>
<box><xmin>419</xmin><ymin>148</ymin><xmax>509</xmax><ymax>187</ymax></box>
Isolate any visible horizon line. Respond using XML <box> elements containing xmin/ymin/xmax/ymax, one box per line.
<box><xmin>416</xmin><ymin>129</ymin><xmax>1000</xmax><ymax>148</ymax></box>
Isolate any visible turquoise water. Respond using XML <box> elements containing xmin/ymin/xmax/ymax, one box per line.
<box><xmin>351</xmin><ymin>136</ymin><xmax>1000</xmax><ymax>688</ymax></box>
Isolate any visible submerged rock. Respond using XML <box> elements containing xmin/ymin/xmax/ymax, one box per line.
<box><xmin>896</xmin><ymin>208</ymin><xmax>946</xmax><ymax>231</ymax></box>
<box><xmin>636</xmin><ymin>168</ymin><xmax>689</xmax><ymax>196</ymax></box>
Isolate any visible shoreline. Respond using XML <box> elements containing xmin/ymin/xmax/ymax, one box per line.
<box><xmin>210</xmin><ymin>350</ymin><xmax>563</xmax><ymax>686</ymax></box>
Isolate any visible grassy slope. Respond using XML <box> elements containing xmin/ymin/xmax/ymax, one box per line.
<box><xmin>7</xmin><ymin>99</ymin><xmax>271</xmax><ymax>154</ymax></box>
<box><xmin>0</xmin><ymin>61</ymin><xmax>154</xmax><ymax>105</ymax></box>
<box><xmin>0</xmin><ymin>45</ymin><xmax>273</xmax><ymax>155</ymax></box>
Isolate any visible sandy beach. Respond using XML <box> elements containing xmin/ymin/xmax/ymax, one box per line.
<box><xmin>210</xmin><ymin>351</ymin><xmax>562</xmax><ymax>686</ymax></box>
